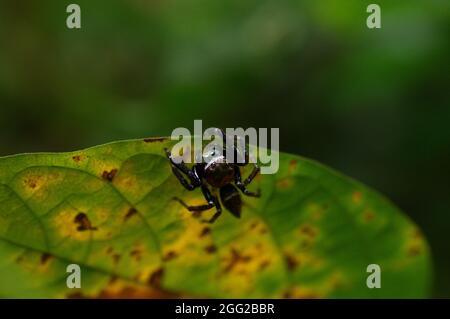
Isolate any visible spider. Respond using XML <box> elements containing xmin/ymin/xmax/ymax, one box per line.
<box><xmin>164</xmin><ymin>131</ymin><xmax>260</xmax><ymax>223</ymax></box>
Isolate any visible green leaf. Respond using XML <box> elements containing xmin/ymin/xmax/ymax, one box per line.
<box><xmin>0</xmin><ymin>138</ymin><xmax>431</xmax><ymax>298</ymax></box>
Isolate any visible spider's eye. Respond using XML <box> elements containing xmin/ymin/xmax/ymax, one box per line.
<box><xmin>203</xmin><ymin>146</ymin><xmax>220</xmax><ymax>161</ymax></box>
<box><xmin>203</xmin><ymin>151</ymin><xmax>213</xmax><ymax>163</ymax></box>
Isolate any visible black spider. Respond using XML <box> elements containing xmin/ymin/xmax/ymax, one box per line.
<box><xmin>165</xmin><ymin>131</ymin><xmax>260</xmax><ymax>223</ymax></box>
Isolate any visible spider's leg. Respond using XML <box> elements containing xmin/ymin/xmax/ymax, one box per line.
<box><xmin>173</xmin><ymin>185</ymin><xmax>215</xmax><ymax>212</ymax></box>
<box><xmin>207</xmin><ymin>202</ymin><xmax>222</xmax><ymax>224</ymax></box>
<box><xmin>243</xmin><ymin>164</ymin><xmax>260</xmax><ymax>186</ymax></box>
<box><xmin>204</xmin><ymin>196</ymin><xmax>221</xmax><ymax>224</ymax></box>
<box><xmin>234</xmin><ymin>166</ymin><xmax>261</xmax><ymax>197</ymax></box>
<box><xmin>174</xmin><ymin>185</ymin><xmax>222</xmax><ymax>223</ymax></box>
<box><xmin>173</xmin><ymin>197</ymin><xmax>213</xmax><ymax>211</ymax></box>
<box><xmin>165</xmin><ymin>148</ymin><xmax>192</xmax><ymax>175</ymax></box>
<box><xmin>164</xmin><ymin>148</ymin><xmax>201</xmax><ymax>188</ymax></box>
<box><xmin>170</xmin><ymin>166</ymin><xmax>197</xmax><ymax>191</ymax></box>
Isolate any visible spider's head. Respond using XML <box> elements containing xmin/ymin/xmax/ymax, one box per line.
<box><xmin>203</xmin><ymin>155</ymin><xmax>235</xmax><ymax>188</ymax></box>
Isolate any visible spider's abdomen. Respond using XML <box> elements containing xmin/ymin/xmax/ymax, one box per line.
<box><xmin>220</xmin><ymin>184</ymin><xmax>242</xmax><ymax>218</ymax></box>
<box><xmin>204</xmin><ymin>156</ymin><xmax>235</xmax><ymax>187</ymax></box>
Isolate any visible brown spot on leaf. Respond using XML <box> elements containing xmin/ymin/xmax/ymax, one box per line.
<box><xmin>352</xmin><ymin>191</ymin><xmax>362</xmax><ymax>204</ymax></box>
<box><xmin>144</xmin><ymin>137</ymin><xmax>167</xmax><ymax>143</ymax></box>
<box><xmin>283</xmin><ymin>291</ymin><xmax>293</xmax><ymax>299</ymax></box>
<box><xmin>288</xmin><ymin>159</ymin><xmax>298</xmax><ymax>172</ymax></box>
<box><xmin>124</xmin><ymin>207</ymin><xmax>138</xmax><ymax>221</ymax></box>
<box><xmin>102</xmin><ymin>169</ymin><xmax>118</xmax><ymax>182</ymax></box>
<box><xmin>408</xmin><ymin>245</ymin><xmax>421</xmax><ymax>257</ymax></box>
<box><xmin>299</xmin><ymin>225</ymin><xmax>317</xmax><ymax>238</ymax></box>
<box><xmin>40</xmin><ymin>253</ymin><xmax>52</xmax><ymax>265</ymax></box>
<box><xmin>199</xmin><ymin>227</ymin><xmax>211</xmax><ymax>238</ymax></box>
<box><xmin>412</xmin><ymin>228</ymin><xmax>423</xmax><ymax>239</ymax></box>
<box><xmin>224</xmin><ymin>248</ymin><xmax>251</xmax><ymax>273</ymax></box>
<box><xmin>148</xmin><ymin>268</ymin><xmax>164</xmax><ymax>288</ymax></box>
<box><xmin>109</xmin><ymin>275</ymin><xmax>119</xmax><ymax>284</ymax></box>
<box><xmin>163</xmin><ymin>251</ymin><xmax>178</xmax><ymax>261</ymax></box>
<box><xmin>25</xmin><ymin>178</ymin><xmax>37</xmax><ymax>189</ymax></box>
<box><xmin>68</xmin><ymin>285</ymin><xmax>177</xmax><ymax>299</ymax></box>
<box><xmin>285</xmin><ymin>254</ymin><xmax>299</xmax><ymax>271</ymax></box>
<box><xmin>67</xmin><ymin>292</ymin><xmax>85</xmax><ymax>299</ymax></box>
<box><xmin>363</xmin><ymin>211</ymin><xmax>375</xmax><ymax>222</ymax></box>
<box><xmin>283</xmin><ymin>288</ymin><xmax>319</xmax><ymax>299</ymax></box>
<box><xmin>276</xmin><ymin>177</ymin><xmax>294</xmax><ymax>189</ymax></box>
<box><xmin>72</xmin><ymin>155</ymin><xmax>82</xmax><ymax>163</ymax></box>
<box><xmin>130</xmin><ymin>249</ymin><xmax>142</xmax><ymax>261</ymax></box>
<box><xmin>112</xmin><ymin>254</ymin><xmax>121</xmax><ymax>264</ymax></box>
<box><xmin>259</xmin><ymin>260</ymin><xmax>270</xmax><ymax>270</ymax></box>
<box><xmin>192</xmin><ymin>211</ymin><xmax>202</xmax><ymax>218</ymax></box>
<box><xmin>102</xmin><ymin>286</ymin><xmax>174</xmax><ymax>298</ymax></box>
<box><xmin>205</xmin><ymin>245</ymin><xmax>217</xmax><ymax>254</ymax></box>
<box><xmin>74</xmin><ymin>212</ymin><xmax>97</xmax><ymax>231</ymax></box>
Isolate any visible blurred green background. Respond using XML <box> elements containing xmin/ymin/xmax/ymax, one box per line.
<box><xmin>0</xmin><ymin>0</ymin><xmax>448</xmax><ymax>297</ymax></box>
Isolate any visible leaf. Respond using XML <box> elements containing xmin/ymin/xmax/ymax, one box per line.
<box><xmin>0</xmin><ymin>138</ymin><xmax>431</xmax><ymax>298</ymax></box>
